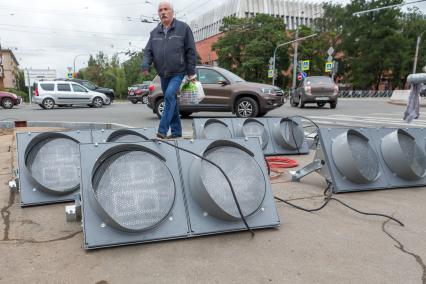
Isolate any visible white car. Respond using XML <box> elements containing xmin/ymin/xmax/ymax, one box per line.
<box><xmin>33</xmin><ymin>80</ymin><xmax>110</xmax><ymax>109</ymax></box>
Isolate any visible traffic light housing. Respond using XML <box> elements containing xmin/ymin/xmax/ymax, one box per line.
<box><xmin>315</xmin><ymin>127</ymin><xmax>426</xmax><ymax>193</ymax></box>
<box><xmin>192</xmin><ymin>117</ymin><xmax>309</xmax><ymax>156</ymax></box>
<box><xmin>16</xmin><ymin>130</ymin><xmax>92</xmax><ymax>206</ymax></box>
<box><xmin>79</xmin><ymin>138</ymin><xmax>279</xmax><ymax>249</ymax></box>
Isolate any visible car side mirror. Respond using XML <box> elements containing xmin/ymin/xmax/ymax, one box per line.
<box><xmin>218</xmin><ymin>80</ymin><xmax>228</xmax><ymax>86</ymax></box>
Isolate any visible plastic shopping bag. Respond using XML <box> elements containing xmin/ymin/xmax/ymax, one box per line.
<box><xmin>180</xmin><ymin>81</ymin><xmax>205</xmax><ymax>104</ymax></box>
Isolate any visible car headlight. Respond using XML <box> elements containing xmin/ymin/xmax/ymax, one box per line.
<box><xmin>261</xmin><ymin>88</ymin><xmax>275</xmax><ymax>95</ymax></box>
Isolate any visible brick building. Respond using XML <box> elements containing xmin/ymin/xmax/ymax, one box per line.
<box><xmin>0</xmin><ymin>49</ymin><xmax>19</xmax><ymax>89</ymax></box>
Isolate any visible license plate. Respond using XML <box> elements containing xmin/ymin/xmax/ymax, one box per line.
<box><xmin>315</xmin><ymin>97</ymin><xmax>330</xmax><ymax>101</ymax></box>
<box><xmin>129</xmin><ymin>92</ymin><xmax>134</xmax><ymax>96</ymax></box>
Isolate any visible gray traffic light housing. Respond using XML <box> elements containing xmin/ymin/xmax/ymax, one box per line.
<box><xmin>79</xmin><ymin>141</ymin><xmax>189</xmax><ymax>249</ymax></box>
<box><xmin>192</xmin><ymin>117</ymin><xmax>309</xmax><ymax>156</ymax></box>
<box><xmin>91</xmin><ymin>128</ymin><xmax>157</xmax><ymax>143</ymax></box>
<box><xmin>312</xmin><ymin>127</ymin><xmax>426</xmax><ymax>193</ymax></box>
<box><xmin>176</xmin><ymin>138</ymin><xmax>280</xmax><ymax>236</ymax></box>
<box><xmin>79</xmin><ymin>138</ymin><xmax>279</xmax><ymax>249</ymax></box>
<box><xmin>16</xmin><ymin>130</ymin><xmax>92</xmax><ymax>206</ymax></box>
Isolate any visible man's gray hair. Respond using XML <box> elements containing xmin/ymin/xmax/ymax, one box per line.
<box><xmin>158</xmin><ymin>1</ymin><xmax>174</xmax><ymax>11</ymax></box>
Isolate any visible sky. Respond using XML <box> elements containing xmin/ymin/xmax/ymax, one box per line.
<box><xmin>0</xmin><ymin>0</ymin><xmax>425</xmax><ymax>77</ymax></box>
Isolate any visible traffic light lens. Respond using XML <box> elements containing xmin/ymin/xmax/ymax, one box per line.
<box><xmin>26</xmin><ymin>138</ymin><xmax>80</xmax><ymax>193</ymax></box>
<box><xmin>242</xmin><ymin>120</ymin><xmax>269</xmax><ymax>149</ymax></box>
<box><xmin>203</xmin><ymin>120</ymin><xmax>232</xmax><ymax>139</ymax></box>
<box><xmin>199</xmin><ymin>146</ymin><xmax>266</xmax><ymax>219</ymax></box>
<box><xmin>275</xmin><ymin>119</ymin><xmax>305</xmax><ymax>149</ymax></box>
<box><xmin>92</xmin><ymin>150</ymin><xmax>175</xmax><ymax>232</ymax></box>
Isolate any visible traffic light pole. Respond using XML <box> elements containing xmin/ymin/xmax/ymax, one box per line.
<box><xmin>272</xmin><ymin>34</ymin><xmax>317</xmax><ymax>86</ymax></box>
<box><xmin>292</xmin><ymin>28</ymin><xmax>299</xmax><ymax>90</ymax></box>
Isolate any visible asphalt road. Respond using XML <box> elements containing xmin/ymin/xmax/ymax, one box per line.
<box><xmin>0</xmin><ymin>98</ymin><xmax>415</xmax><ymax>131</ymax></box>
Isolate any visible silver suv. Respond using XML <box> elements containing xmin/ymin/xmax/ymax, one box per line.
<box><xmin>33</xmin><ymin>81</ymin><xmax>110</xmax><ymax>109</ymax></box>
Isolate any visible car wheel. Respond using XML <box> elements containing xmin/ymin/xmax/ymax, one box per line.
<box><xmin>1</xmin><ymin>98</ymin><xmax>14</xmax><ymax>109</ymax></box>
<box><xmin>317</xmin><ymin>102</ymin><xmax>326</xmax><ymax>108</ymax></box>
<box><xmin>142</xmin><ymin>95</ymin><xmax>149</xmax><ymax>104</ymax></box>
<box><xmin>235</xmin><ymin>97</ymin><xmax>259</xmax><ymax>118</ymax></box>
<box><xmin>180</xmin><ymin>111</ymin><xmax>192</xmax><ymax>118</ymax></box>
<box><xmin>131</xmin><ymin>100</ymin><xmax>138</xmax><ymax>104</ymax></box>
<box><xmin>92</xmin><ymin>97</ymin><xmax>103</xmax><ymax>108</ymax></box>
<box><xmin>330</xmin><ymin>101</ymin><xmax>337</xmax><ymax>109</ymax></box>
<box><xmin>155</xmin><ymin>98</ymin><xmax>165</xmax><ymax>119</ymax></box>
<box><xmin>104</xmin><ymin>96</ymin><xmax>111</xmax><ymax>105</ymax></box>
<box><xmin>299</xmin><ymin>96</ymin><xmax>305</xmax><ymax>108</ymax></box>
<box><xmin>290</xmin><ymin>96</ymin><xmax>298</xmax><ymax>107</ymax></box>
<box><xmin>39</xmin><ymin>104</ymin><xmax>45</xmax><ymax>109</ymax></box>
<box><xmin>42</xmin><ymin>98</ymin><xmax>55</xmax><ymax>110</ymax></box>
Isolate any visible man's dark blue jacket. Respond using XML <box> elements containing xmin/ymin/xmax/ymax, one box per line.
<box><xmin>142</xmin><ymin>19</ymin><xmax>196</xmax><ymax>78</ymax></box>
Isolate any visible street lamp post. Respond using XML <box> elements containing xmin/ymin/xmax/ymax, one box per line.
<box><xmin>272</xmin><ymin>34</ymin><xmax>317</xmax><ymax>86</ymax></box>
<box><xmin>73</xmin><ymin>54</ymin><xmax>90</xmax><ymax>76</ymax></box>
<box><xmin>413</xmin><ymin>30</ymin><xmax>425</xmax><ymax>74</ymax></box>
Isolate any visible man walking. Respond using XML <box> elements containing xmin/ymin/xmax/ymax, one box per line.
<box><xmin>142</xmin><ymin>1</ymin><xmax>197</xmax><ymax>139</ymax></box>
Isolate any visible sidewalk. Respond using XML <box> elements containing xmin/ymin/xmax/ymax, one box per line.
<box><xmin>0</xmin><ymin>128</ymin><xmax>425</xmax><ymax>283</ymax></box>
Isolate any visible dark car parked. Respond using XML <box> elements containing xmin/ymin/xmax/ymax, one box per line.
<box><xmin>56</xmin><ymin>78</ymin><xmax>115</xmax><ymax>104</ymax></box>
<box><xmin>0</xmin><ymin>91</ymin><xmax>22</xmax><ymax>109</ymax></box>
<box><xmin>147</xmin><ymin>66</ymin><xmax>284</xmax><ymax>118</ymax></box>
<box><xmin>128</xmin><ymin>84</ymin><xmax>150</xmax><ymax>104</ymax></box>
<box><xmin>290</xmin><ymin>76</ymin><xmax>339</xmax><ymax>109</ymax></box>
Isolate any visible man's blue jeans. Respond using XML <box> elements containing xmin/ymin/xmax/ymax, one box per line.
<box><xmin>158</xmin><ymin>74</ymin><xmax>185</xmax><ymax>136</ymax></box>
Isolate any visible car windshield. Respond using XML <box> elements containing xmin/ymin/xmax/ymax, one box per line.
<box><xmin>305</xmin><ymin>77</ymin><xmax>333</xmax><ymax>85</ymax></box>
<box><xmin>82</xmin><ymin>81</ymin><xmax>96</xmax><ymax>90</ymax></box>
<box><xmin>216</xmin><ymin>68</ymin><xmax>245</xmax><ymax>82</ymax></box>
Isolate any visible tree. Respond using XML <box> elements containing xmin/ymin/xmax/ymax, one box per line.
<box><xmin>212</xmin><ymin>14</ymin><xmax>290</xmax><ymax>87</ymax></box>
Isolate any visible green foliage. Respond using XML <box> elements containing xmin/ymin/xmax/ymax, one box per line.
<box><xmin>78</xmin><ymin>51</ymin><xmax>155</xmax><ymax>99</ymax></box>
<box><xmin>314</xmin><ymin>0</ymin><xmax>426</xmax><ymax>89</ymax></box>
<box><xmin>213</xmin><ymin>1</ymin><xmax>426</xmax><ymax>90</ymax></box>
<box><xmin>213</xmin><ymin>14</ymin><xmax>290</xmax><ymax>87</ymax></box>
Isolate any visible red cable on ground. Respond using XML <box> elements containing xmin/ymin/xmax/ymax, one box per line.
<box><xmin>266</xmin><ymin>156</ymin><xmax>298</xmax><ymax>170</ymax></box>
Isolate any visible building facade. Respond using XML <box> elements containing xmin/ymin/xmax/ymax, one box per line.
<box><xmin>190</xmin><ymin>0</ymin><xmax>322</xmax><ymax>64</ymax></box>
<box><xmin>0</xmin><ymin>49</ymin><xmax>19</xmax><ymax>89</ymax></box>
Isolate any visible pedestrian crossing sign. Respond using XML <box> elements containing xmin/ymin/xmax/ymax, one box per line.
<box><xmin>325</xmin><ymin>62</ymin><xmax>333</xmax><ymax>73</ymax></box>
<box><xmin>302</xmin><ymin>60</ymin><xmax>310</xmax><ymax>71</ymax></box>
<box><xmin>268</xmin><ymin>69</ymin><xmax>274</xmax><ymax>78</ymax></box>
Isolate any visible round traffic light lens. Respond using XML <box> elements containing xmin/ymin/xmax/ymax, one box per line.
<box><xmin>26</xmin><ymin>137</ymin><xmax>80</xmax><ymax>193</ymax></box>
<box><xmin>199</xmin><ymin>146</ymin><xmax>266</xmax><ymax>219</ymax></box>
<box><xmin>93</xmin><ymin>150</ymin><xmax>175</xmax><ymax>232</ymax></box>
<box><xmin>242</xmin><ymin>120</ymin><xmax>269</xmax><ymax>149</ymax></box>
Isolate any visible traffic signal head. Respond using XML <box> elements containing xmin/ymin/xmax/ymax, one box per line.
<box><xmin>16</xmin><ymin>130</ymin><xmax>92</xmax><ymax>206</ymax></box>
<box><xmin>193</xmin><ymin>117</ymin><xmax>309</xmax><ymax>156</ymax></box>
<box><xmin>79</xmin><ymin>138</ymin><xmax>279</xmax><ymax>249</ymax></box>
<box><xmin>177</xmin><ymin>138</ymin><xmax>280</xmax><ymax>235</ymax></box>
<box><xmin>80</xmin><ymin>141</ymin><xmax>189</xmax><ymax>249</ymax></box>
<box><xmin>315</xmin><ymin>127</ymin><xmax>426</xmax><ymax>193</ymax></box>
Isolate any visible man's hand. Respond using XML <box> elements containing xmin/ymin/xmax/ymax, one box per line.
<box><xmin>143</xmin><ymin>70</ymin><xmax>149</xmax><ymax>76</ymax></box>
<box><xmin>188</xmin><ymin>74</ymin><xmax>197</xmax><ymax>82</ymax></box>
